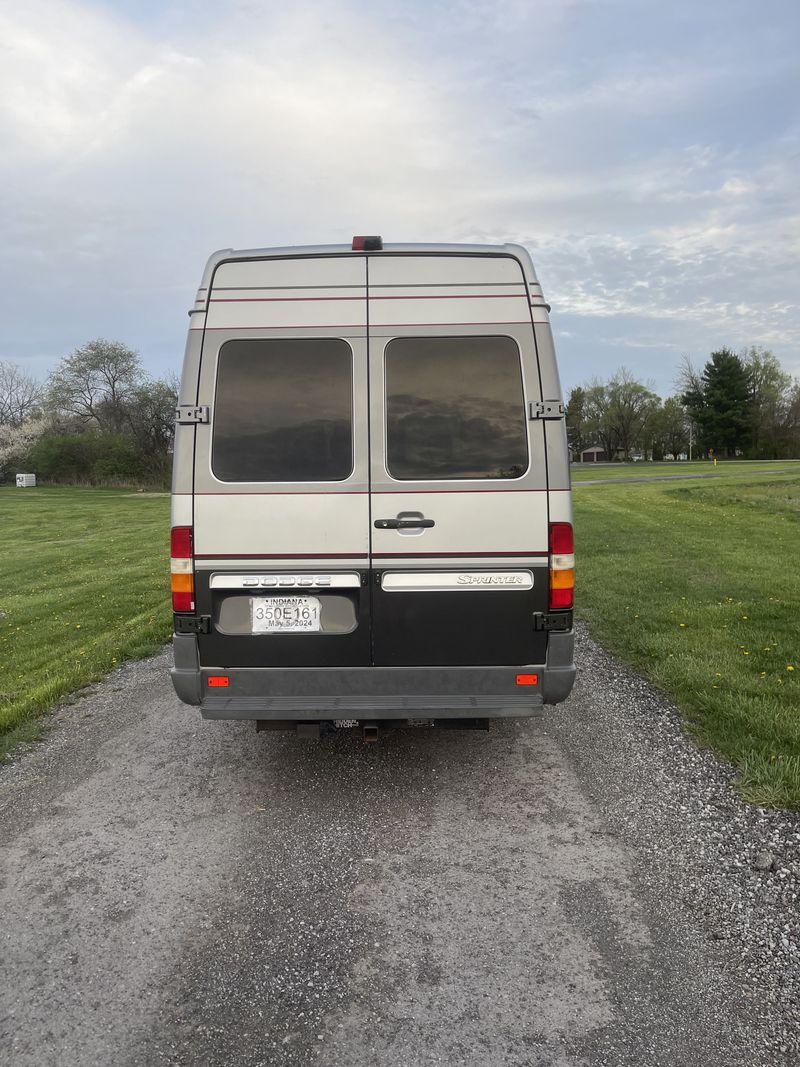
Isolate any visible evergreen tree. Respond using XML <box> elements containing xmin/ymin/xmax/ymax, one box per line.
<box><xmin>683</xmin><ymin>348</ymin><xmax>751</xmax><ymax>457</ymax></box>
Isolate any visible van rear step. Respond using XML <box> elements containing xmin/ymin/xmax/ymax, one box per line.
<box><xmin>203</xmin><ymin>693</ymin><xmax>542</xmax><ymax>720</ymax></box>
<box><xmin>255</xmin><ymin>719</ymin><xmax>492</xmax><ymax>740</ymax></box>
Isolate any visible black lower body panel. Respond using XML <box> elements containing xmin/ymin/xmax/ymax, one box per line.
<box><xmin>371</xmin><ymin>584</ymin><xmax>549</xmax><ymax>666</ymax></box>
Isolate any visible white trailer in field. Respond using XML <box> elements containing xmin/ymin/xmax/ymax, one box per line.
<box><xmin>15</xmin><ymin>474</ymin><xmax>36</xmax><ymax>488</ymax></box>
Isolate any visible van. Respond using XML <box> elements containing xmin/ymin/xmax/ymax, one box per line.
<box><xmin>170</xmin><ymin>238</ymin><xmax>575</xmax><ymax>735</ymax></box>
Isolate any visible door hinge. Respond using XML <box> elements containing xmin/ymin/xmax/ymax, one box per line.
<box><xmin>529</xmin><ymin>400</ymin><xmax>565</xmax><ymax>421</ymax></box>
<box><xmin>175</xmin><ymin>405</ymin><xmax>210</xmax><ymax>425</ymax></box>
<box><xmin>174</xmin><ymin>615</ymin><xmax>211</xmax><ymax>635</ymax></box>
<box><xmin>533</xmin><ymin>612</ymin><xmax>572</xmax><ymax>632</ymax></box>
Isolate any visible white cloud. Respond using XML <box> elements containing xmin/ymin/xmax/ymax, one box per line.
<box><xmin>1</xmin><ymin>0</ymin><xmax>798</xmax><ymax>392</ymax></box>
<box><xmin>1</xmin><ymin>2</ymin><xmax>467</xmax><ymax>233</ymax></box>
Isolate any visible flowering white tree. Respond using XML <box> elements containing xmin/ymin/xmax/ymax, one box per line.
<box><xmin>0</xmin><ymin>416</ymin><xmax>50</xmax><ymax>480</ymax></box>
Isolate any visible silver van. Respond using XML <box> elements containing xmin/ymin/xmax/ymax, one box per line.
<box><xmin>170</xmin><ymin>238</ymin><xmax>575</xmax><ymax>735</ymax></box>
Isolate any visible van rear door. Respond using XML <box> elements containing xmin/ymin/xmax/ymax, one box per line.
<box><xmin>191</xmin><ymin>255</ymin><xmax>371</xmax><ymax>668</ymax></box>
<box><xmin>367</xmin><ymin>253</ymin><xmax>551</xmax><ymax>667</ymax></box>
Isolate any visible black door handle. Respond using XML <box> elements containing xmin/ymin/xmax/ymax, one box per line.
<box><xmin>374</xmin><ymin>518</ymin><xmax>435</xmax><ymax>530</ymax></box>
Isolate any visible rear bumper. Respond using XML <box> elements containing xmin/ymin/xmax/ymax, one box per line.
<box><xmin>170</xmin><ymin>630</ymin><xmax>575</xmax><ymax>719</ymax></box>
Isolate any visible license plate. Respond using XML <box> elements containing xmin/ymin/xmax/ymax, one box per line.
<box><xmin>252</xmin><ymin>596</ymin><xmax>322</xmax><ymax>633</ymax></box>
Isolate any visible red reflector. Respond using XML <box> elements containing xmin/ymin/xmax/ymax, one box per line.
<box><xmin>549</xmin><ymin>522</ymin><xmax>573</xmax><ymax>554</ymax></box>
<box><xmin>550</xmin><ymin>587</ymin><xmax>573</xmax><ymax>609</ymax></box>
<box><xmin>352</xmin><ymin>235</ymin><xmax>383</xmax><ymax>251</ymax></box>
<box><xmin>171</xmin><ymin>525</ymin><xmax>193</xmax><ymax>558</ymax></box>
<box><xmin>516</xmin><ymin>674</ymin><xmax>539</xmax><ymax>686</ymax></box>
<box><xmin>207</xmin><ymin>676</ymin><xmax>229</xmax><ymax>688</ymax></box>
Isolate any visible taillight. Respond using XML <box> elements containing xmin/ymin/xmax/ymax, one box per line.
<box><xmin>170</xmin><ymin>525</ymin><xmax>194</xmax><ymax>612</ymax></box>
<box><xmin>549</xmin><ymin>522</ymin><xmax>574</xmax><ymax>610</ymax></box>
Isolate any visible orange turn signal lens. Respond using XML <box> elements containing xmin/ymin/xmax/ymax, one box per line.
<box><xmin>550</xmin><ymin>568</ymin><xmax>575</xmax><ymax>590</ymax></box>
<box><xmin>170</xmin><ymin>572</ymin><xmax>194</xmax><ymax>593</ymax></box>
<box><xmin>171</xmin><ymin>570</ymin><xmax>195</xmax><ymax>612</ymax></box>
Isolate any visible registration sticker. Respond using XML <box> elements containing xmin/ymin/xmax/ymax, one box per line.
<box><xmin>252</xmin><ymin>596</ymin><xmax>322</xmax><ymax>633</ymax></box>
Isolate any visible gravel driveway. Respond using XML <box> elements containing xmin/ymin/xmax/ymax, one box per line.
<box><xmin>1</xmin><ymin>628</ymin><xmax>797</xmax><ymax>1066</ymax></box>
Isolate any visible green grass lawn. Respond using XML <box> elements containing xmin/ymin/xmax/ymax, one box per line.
<box><xmin>3</xmin><ymin>477</ymin><xmax>799</xmax><ymax>809</ymax></box>
<box><xmin>574</xmin><ymin>472</ymin><xmax>800</xmax><ymax>808</ymax></box>
<box><xmin>572</xmin><ymin>459</ymin><xmax>800</xmax><ymax>481</ymax></box>
<box><xmin>0</xmin><ymin>487</ymin><xmax>171</xmax><ymax>756</ymax></box>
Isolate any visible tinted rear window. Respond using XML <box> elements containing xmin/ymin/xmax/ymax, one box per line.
<box><xmin>385</xmin><ymin>336</ymin><xmax>528</xmax><ymax>480</ymax></box>
<box><xmin>212</xmin><ymin>339</ymin><xmax>353</xmax><ymax>482</ymax></box>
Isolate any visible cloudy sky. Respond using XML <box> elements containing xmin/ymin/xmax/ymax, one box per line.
<box><xmin>2</xmin><ymin>0</ymin><xmax>798</xmax><ymax>397</ymax></box>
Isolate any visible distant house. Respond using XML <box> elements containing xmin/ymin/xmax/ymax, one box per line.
<box><xmin>579</xmin><ymin>446</ymin><xmax>608</xmax><ymax>463</ymax></box>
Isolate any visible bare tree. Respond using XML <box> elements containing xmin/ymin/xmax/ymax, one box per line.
<box><xmin>743</xmin><ymin>346</ymin><xmax>795</xmax><ymax>458</ymax></box>
<box><xmin>652</xmin><ymin>396</ymin><xmax>690</xmax><ymax>459</ymax></box>
<box><xmin>565</xmin><ymin>386</ymin><xmax>590</xmax><ymax>457</ymax></box>
<box><xmin>0</xmin><ymin>361</ymin><xmax>43</xmax><ymax>426</ymax></box>
<box><xmin>125</xmin><ymin>374</ymin><xmax>179</xmax><ymax>477</ymax></box>
<box><xmin>605</xmin><ymin>368</ymin><xmax>660</xmax><ymax>460</ymax></box>
<box><xmin>583</xmin><ymin>380</ymin><xmax>617</xmax><ymax>458</ymax></box>
<box><xmin>47</xmin><ymin>339</ymin><xmax>143</xmax><ymax>432</ymax></box>
<box><xmin>676</xmin><ymin>355</ymin><xmax>703</xmax><ymax>456</ymax></box>
<box><xmin>675</xmin><ymin>354</ymin><xmax>703</xmax><ymax>399</ymax></box>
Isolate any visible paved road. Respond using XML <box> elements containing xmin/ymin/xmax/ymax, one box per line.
<box><xmin>0</xmin><ymin>636</ymin><xmax>792</xmax><ymax>1066</ymax></box>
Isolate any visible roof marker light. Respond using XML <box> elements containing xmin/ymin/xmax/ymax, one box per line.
<box><xmin>352</xmin><ymin>235</ymin><xmax>383</xmax><ymax>251</ymax></box>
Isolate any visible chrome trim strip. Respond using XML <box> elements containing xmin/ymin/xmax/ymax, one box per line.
<box><xmin>381</xmin><ymin>570</ymin><xmax>534</xmax><ymax>592</ymax></box>
<box><xmin>210</xmin><ymin>573</ymin><xmax>361</xmax><ymax>590</ymax></box>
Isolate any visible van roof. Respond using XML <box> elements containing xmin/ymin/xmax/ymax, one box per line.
<box><xmin>197</xmin><ymin>241</ymin><xmax>541</xmax><ymax>293</ymax></box>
